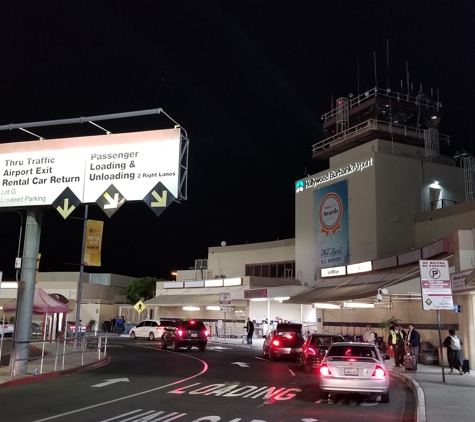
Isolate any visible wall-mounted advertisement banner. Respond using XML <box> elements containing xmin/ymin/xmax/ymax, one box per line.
<box><xmin>0</xmin><ymin>128</ymin><xmax>180</xmax><ymax>208</ymax></box>
<box><xmin>84</xmin><ymin>219</ymin><xmax>104</xmax><ymax>266</ymax></box>
<box><xmin>314</xmin><ymin>179</ymin><xmax>349</xmax><ymax>269</ymax></box>
<box><xmin>419</xmin><ymin>260</ymin><xmax>453</xmax><ymax>310</ymax></box>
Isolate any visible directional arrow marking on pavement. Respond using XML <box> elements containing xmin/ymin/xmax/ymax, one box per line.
<box><xmin>151</xmin><ymin>190</ymin><xmax>167</xmax><ymax>207</ymax></box>
<box><xmin>232</xmin><ymin>362</ymin><xmax>249</xmax><ymax>367</ymax></box>
<box><xmin>103</xmin><ymin>192</ymin><xmax>119</xmax><ymax>209</ymax></box>
<box><xmin>56</xmin><ymin>198</ymin><xmax>76</xmax><ymax>219</ymax></box>
<box><xmin>91</xmin><ymin>377</ymin><xmax>130</xmax><ymax>388</ymax></box>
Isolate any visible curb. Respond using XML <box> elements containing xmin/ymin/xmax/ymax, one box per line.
<box><xmin>0</xmin><ymin>353</ymin><xmax>111</xmax><ymax>389</ymax></box>
<box><xmin>390</xmin><ymin>369</ymin><xmax>426</xmax><ymax>422</ymax></box>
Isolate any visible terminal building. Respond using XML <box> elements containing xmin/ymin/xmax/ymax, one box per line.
<box><xmin>148</xmin><ymin>85</ymin><xmax>475</xmax><ymax>367</ymax></box>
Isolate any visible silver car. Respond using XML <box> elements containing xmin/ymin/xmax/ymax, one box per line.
<box><xmin>318</xmin><ymin>342</ymin><xmax>391</xmax><ymax>403</ymax></box>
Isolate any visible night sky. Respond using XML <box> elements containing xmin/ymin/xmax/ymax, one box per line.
<box><xmin>0</xmin><ymin>1</ymin><xmax>473</xmax><ymax>281</ymax></box>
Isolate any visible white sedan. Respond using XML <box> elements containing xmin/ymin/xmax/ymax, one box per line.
<box><xmin>129</xmin><ymin>320</ymin><xmax>174</xmax><ymax>341</ymax></box>
<box><xmin>318</xmin><ymin>342</ymin><xmax>391</xmax><ymax>403</ymax></box>
<box><xmin>0</xmin><ymin>324</ymin><xmax>14</xmax><ymax>336</ymax></box>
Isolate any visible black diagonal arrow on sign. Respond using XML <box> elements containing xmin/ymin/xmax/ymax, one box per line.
<box><xmin>52</xmin><ymin>187</ymin><xmax>81</xmax><ymax>219</ymax></box>
<box><xmin>143</xmin><ymin>181</ymin><xmax>175</xmax><ymax>217</ymax></box>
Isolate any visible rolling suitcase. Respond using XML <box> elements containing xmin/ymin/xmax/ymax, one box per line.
<box><xmin>462</xmin><ymin>358</ymin><xmax>470</xmax><ymax>374</ymax></box>
<box><xmin>403</xmin><ymin>353</ymin><xmax>417</xmax><ymax>371</ymax></box>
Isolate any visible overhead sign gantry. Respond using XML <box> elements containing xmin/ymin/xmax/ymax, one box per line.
<box><xmin>0</xmin><ymin>123</ymin><xmax>186</xmax><ymax>218</ymax></box>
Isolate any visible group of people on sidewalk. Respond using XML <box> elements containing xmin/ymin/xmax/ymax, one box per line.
<box><xmin>382</xmin><ymin>322</ymin><xmax>466</xmax><ymax>374</ymax></box>
<box><xmin>386</xmin><ymin>322</ymin><xmax>420</xmax><ymax>368</ymax></box>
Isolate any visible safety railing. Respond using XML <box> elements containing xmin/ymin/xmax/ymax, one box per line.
<box><xmin>7</xmin><ymin>332</ymin><xmax>109</xmax><ymax>379</ymax></box>
<box><xmin>312</xmin><ymin>119</ymin><xmax>450</xmax><ymax>155</ymax></box>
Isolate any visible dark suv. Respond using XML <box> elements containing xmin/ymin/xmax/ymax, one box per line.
<box><xmin>263</xmin><ymin>323</ymin><xmax>303</xmax><ymax>360</ymax></box>
<box><xmin>161</xmin><ymin>319</ymin><xmax>208</xmax><ymax>352</ymax></box>
<box><xmin>299</xmin><ymin>333</ymin><xmax>346</xmax><ymax>372</ymax></box>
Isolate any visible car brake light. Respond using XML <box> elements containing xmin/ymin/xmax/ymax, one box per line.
<box><xmin>204</xmin><ymin>330</ymin><xmax>208</xmax><ymax>337</ymax></box>
<box><xmin>177</xmin><ymin>329</ymin><xmax>183</xmax><ymax>336</ymax></box>
<box><xmin>372</xmin><ymin>365</ymin><xmax>386</xmax><ymax>378</ymax></box>
<box><xmin>272</xmin><ymin>339</ymin><xmax>280</xmax><ymax>347</ymax></box>
<box><xmin>190</xmin><ymin>320</ymin><xmax>196</xmax><ymax>325</ymax></box>
<box><xmin>319</xmin><ymin>364</ymin><xmax>329</xmax><ymax>376</ymax></box>
<box><xmin>307</xmin><ymin>347</ymin><xmax>316</xmax><ymax>356</ymax></box>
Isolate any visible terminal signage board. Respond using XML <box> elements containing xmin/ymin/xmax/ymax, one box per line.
<box><xmin>0</xmin><ymin>128</ymin><xmax>181</xmax><ymax>208</ymax></box>
<box><xmin>419</xmin><ymin>260</ymin><xmax>453</xmax><ymax>310</ymax></box>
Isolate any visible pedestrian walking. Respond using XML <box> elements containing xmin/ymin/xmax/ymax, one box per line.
<box><xmin>245</xmin><ymin>318</ymin><xmax>254</xmax><ymax>345</ymax></box>
<box><xmin>443</xmin><ymin>329</ymin><xmax>464</xmax><ymax>375</ymax></box>
<box><xmin>115</xmin><ymin>316</ymin><xmax>124</xmax><ymax>334</ymax></box>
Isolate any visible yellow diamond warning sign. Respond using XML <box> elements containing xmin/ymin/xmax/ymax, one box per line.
<box><xmin>134</xmin><ymin>300</ymin><xmax>147</xmax><ymax>313</ymax></box>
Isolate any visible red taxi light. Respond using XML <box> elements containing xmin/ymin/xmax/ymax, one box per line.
<box><xmin>372</xmin><ymin>365</ymin><xmax>386</xmax><ymax>378</ymax></box>
<box><xmin>272</xmin><ymin>339</ymin><xmax>280</xmax><ymax>347</ymax></box>
<box><xmin>319</xmin><ymin>364</ymin><xmax>329</xmax><ymax>376</ymax></box>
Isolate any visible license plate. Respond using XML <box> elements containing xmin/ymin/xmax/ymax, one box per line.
<box><xmin>191</xmin><ymin>333</ymin><xmax>197</xmax><ymax>337</ymax></box>
<box><xmin>344</xmin><ymin>367</ymin><xmax>358</xmax><ymax>376</ymax></box>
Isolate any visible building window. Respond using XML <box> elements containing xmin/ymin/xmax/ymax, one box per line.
<box><xmin>245</xmin><ymin>261</ymin><xmax>295</xmax><ymax>279</ymax></box>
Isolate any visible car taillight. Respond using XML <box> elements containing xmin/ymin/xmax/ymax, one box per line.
<box><xmin>319</xmin><ymin>364</ymin><xmax>329</xmax><ymax>376</ymax></box>
<box><xmin>307</xmin><ymin>347</ymin><xmax>316</xmax><ymax>356</ymax></box>
<box><xmin>272</xmin><ymin>339</ymin><xmax>280</xmax><ymax>347</ymax></box>
<box><xmin>177</xmin><ymin>329</ymin><xmax>183</xmax><ymax>336</ymax></box>
<box><xmin>204</xmin><ymin>330</ymin><xmax>208</xmax><ymax>337</ymax></box>
<box><xmin>372</xmin><ymin>365</ymin><xmax>386</xmax><ymax>378</ymax></box>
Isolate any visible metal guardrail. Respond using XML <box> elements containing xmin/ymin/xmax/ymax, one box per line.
<box><xmin>321</xmin><ymin>87</ymin><xmax>442</xmax><ymax>122</ymax></box>
<box><xmin>312</xmin><ymin>119</ymin><xmax>450</xmax><ymax>155</ymax></box>
<box><xmin>8</xmin><ymin>332</ymin><xmax>108</xmax><ymax>379</ymax></box>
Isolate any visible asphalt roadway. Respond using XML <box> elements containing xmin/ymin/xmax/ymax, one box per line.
<box><xmin>0</xmin><ymin>334</ymin><xmax>472</xmax><ymax>422</ymax></box>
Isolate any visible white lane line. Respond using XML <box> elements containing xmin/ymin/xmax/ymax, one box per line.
<box><xmin>32</xmin><ymin>345</ymin><xmax>208</xmax><ymax>422</ymax></box>
<box><xmin>288</xmin><ymin>369</ymin><xmax>295</xmax><ymax>376</ymax></box>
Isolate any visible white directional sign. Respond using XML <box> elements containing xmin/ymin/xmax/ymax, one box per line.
<box><xmin>219</xmin><ymin>292</ymin><xmax>232</xmax><ymax>313</ymax></box>
<box><xmin>419</xmin><ymin>260</ymin><xmax>453</xmax><ymax>310</ymax></box>
<box><xmin>0</xmin><ymin>128</ymin><xmax>181</xmax><ymax>207</ymax></box>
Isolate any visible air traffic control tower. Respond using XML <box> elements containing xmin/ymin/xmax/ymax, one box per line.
<box><xmin>294</xmin><ymin>86</ymin><xmax>471</xmax><ymax>294</ymax></box>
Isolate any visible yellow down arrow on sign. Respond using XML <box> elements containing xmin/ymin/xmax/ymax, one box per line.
<box><xmin>56</xmin><ymin>198</ymin><xmax>76</xmax><ymax>219</ymax></box>
<box><xmin>151</xmin><ymin>190</ymin><xmax>167</xmax><ymax>207</ymax></box>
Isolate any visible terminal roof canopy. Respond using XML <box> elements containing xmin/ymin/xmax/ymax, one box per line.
<box><xmin>3</xmin><ymin>288</ymin><xmax>69</xmax><ymax>314</ymax></box>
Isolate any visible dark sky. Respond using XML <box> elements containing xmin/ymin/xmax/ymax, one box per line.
<box><xmin>0</xmin><ymin>1</ymin><xmax>473</xmax><ymax>281</ymax></box>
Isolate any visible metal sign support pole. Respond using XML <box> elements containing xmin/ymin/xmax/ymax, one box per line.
<box><xmin>74</xmin><ymin>205</ymin><xmax>88</xmax><ymax>351</ymax></box>
<box><xmin>437</xmin><ymin>309</ymin><xmax>446</xmax><ymax>383</ymax></box>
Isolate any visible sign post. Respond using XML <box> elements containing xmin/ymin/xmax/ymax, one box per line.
<box><xmin>219</xmin><ymin>293</ymin><xmax>232</xmax><ymax>339</ymax></box>
<box><xmin>419</xmin><ymin>259</ymin><xmax>453</xmax><ymax>383</ymax></box>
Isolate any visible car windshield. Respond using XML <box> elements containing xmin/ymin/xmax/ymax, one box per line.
<box><xmin>327</xmin><ymin>345</ymin><xmax>377</xmax><ymax>358</ymax></box>
<box><xmin>278</xmin><ymin>331</ymin><xmax>301</xmax><ymax>340</ymax></box>
<box><xmin>180</xmin><ymin>321</ymin><xmax>205</xmax><ymax>330</ymax></box>
<box><xmin>312</xmin><ymin>336</ymin><xmax>341</xmax><ymax>346</ymax></box>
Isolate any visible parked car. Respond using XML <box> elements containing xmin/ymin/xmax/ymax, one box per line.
<box><xmin>129</xmin><ymin>320</ymin><xmax>175</xmax><ymax>341</ymax></box>
<box><xmin>318</xmin><ymin>342</ymin><xmax>391</xmax><ymax>403</ymax></box>
<box><xmin>0</xmin><ymin>324</ymin><xmax>14</xmax><ymax>336</ymax></box>
<box><xmin>161</xmin><ymin>319</ymin><xmax>208</xmax><ymax>352</ymax></box>
<box><xmin>263</xmin><ymin>323</ymin><xmax>303</xmax><ymax>360</ymax></box>
<box><xmin>300</xmin><ymin>333</ymin><xmax>346</xmax><ymax>372</ymax></box>
<box><xmin>66</xmin><ymin>321</ymin><xmax>87</xmax><ymax>335</ymax></box>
